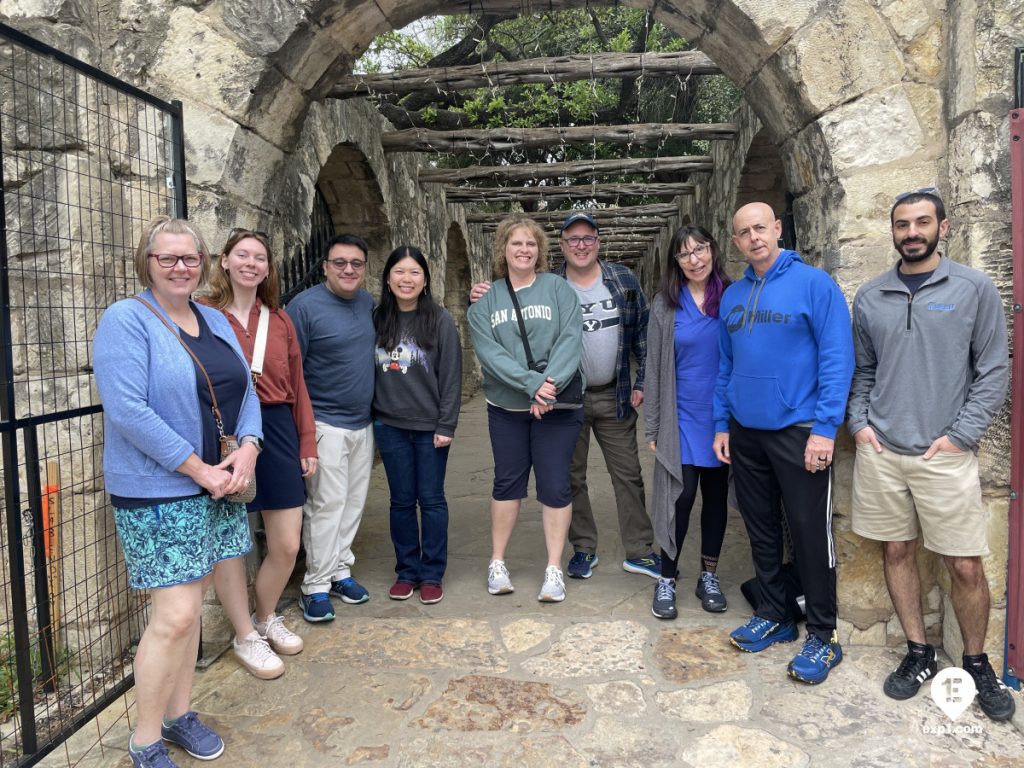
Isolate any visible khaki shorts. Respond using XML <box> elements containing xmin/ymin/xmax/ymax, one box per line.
<box><xmin>851</xmin><ymin>443</ymin><xmax>989</xmax><ymax>556</ymax></box>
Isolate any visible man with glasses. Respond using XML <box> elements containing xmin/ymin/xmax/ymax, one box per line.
<box><xmin>713</xmin><ymin>202</ymin><xmax>853</xmax><ymax>685</ymax></box>
<box><xmin>848</xmin><ymin>188</ymin><xmax>1014</xmax><ymax>719</ymax></box>
<box><xmin>286</xmin><ymin>234</ymin><xmax>375</xmax><ymax>622</ymax></box>
<box><xmin>556</xmin><ymin>212</ymin><xmax>658</xmax><ymax>581</ymax></box>
<box><xmin>469</xmin><ymin>212</ymin><xmax>658</xmax><ymax>581</ymax></box>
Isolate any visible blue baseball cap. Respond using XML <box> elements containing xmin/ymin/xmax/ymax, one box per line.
<box><xmin>560</xmin><ymin>212</ymin><xmax>600</xmax><ymax>232</ymax></box>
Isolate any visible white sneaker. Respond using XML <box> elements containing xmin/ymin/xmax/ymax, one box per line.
<box><xmin>538</xmin><ymin>565</ymin><xmax>566</xmax><ymax>602</ymax></box>
<box><xmin>487</xmin><ymin>560</ymin><xmax>514</xmax><ymax>595</ymax></box>
<box><xmin>253</xmin><ymin>612</ymin><xmax>304</xmax><ymax>656</ymax></box>
<box><xmin>232</xmin><ymin>631</ymin><xmax>284</xmax><ymax>679</ymax></box>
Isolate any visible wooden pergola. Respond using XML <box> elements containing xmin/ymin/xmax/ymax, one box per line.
<box><xmin>334</xmin><ymin>49</ymin><xmax>732</xmax><ymax>265</ymax></box>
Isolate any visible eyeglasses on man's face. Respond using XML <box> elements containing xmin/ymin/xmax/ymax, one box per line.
<box><xmin>562</xmin><ymin>235</ymin><xmax>599</xmax><ymax>247</ymax></box>
<box><xmin>675</xmin><ymin>243</ymin><xmax>710</xmax><ymax>262</ymax></box>
<box><xmin>149</xmin><ymin>253</ymin><xmax>202</xmax><ymax>268</ymax></box>
<box><xmin>326</xmin><ymin>258</ymin><xmax>366</xmax><ymax>271</ymax></box>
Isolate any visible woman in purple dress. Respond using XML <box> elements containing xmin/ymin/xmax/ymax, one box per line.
<box><xmin>644</xmin><ymin>225</ymin><xmax>732</xmax><ymax>619</ymax></box>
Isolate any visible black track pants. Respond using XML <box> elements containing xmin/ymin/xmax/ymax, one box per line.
<box><xmin>730</xmin><ymin>419</ymin><xmax>837</xmax><ymax>641</ymax></box>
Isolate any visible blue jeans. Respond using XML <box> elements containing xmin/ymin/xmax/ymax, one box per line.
<box><xmin>374</xmin><ymin>422</ymin><xmax>451</xmax><ymax>584</ymax></box>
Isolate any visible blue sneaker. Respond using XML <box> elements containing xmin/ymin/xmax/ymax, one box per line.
<box><xmin>300</xmin><ymin>591</ymin><xmax>335</xmax><ymax>622</ymax></box>
<box><xmin>130</xmin><ymin>740</ymin><xmax>178</xmax><ymax>768</ymax></box>
<box><xmin>622</xmin><ymin>552</ymin><xmax>661</xmax><ymax>579</ymax></box>
<box><xmin>567</xmin><ymin>551</ymin><xmax>598</xmax><ymax>579</ymax></box>
<box><xmin>331</xmin><ymin>577</ymin><xmax>370</xmax><ymax>604</ymax></box>
<box><xmin>788</xmin><ymin>632</ymin><xmax>843</xmax><ymax>684</ymax></box>
<box><xmin>160</xmin><ymin>711</ymin><xmax>224</xmax><ymax>760</ymax></box>
<box><xmin>729</xmin><ymin>615</ymin><xmax>798</xmax><ymax>652</ymax></box>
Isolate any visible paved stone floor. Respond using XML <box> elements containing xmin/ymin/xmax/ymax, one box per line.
<box><xmin>47</xmin><ymin>394</ymin><xmax>1023</xmax><ymax>767</ymax></box>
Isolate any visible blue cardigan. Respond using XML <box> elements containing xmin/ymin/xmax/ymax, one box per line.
<box><xmin>93</xmin><ymin>289</ymin><xmax>262</xmax><ymax>498</ymax></box>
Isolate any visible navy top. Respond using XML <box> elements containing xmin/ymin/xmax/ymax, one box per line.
<box><xmin>674</xmin><ymin>288</ymin><xmax>721</xmax><ymax>467</ymax></box>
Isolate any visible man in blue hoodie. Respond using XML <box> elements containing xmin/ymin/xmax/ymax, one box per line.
<box><xmin>713</xmin><ymin>202</ymin><xmax>854</xmax><ymax>684</ymax></box>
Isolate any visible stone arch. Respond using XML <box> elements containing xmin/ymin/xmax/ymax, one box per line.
<box><xmin>317</xmin><ymin>143</ymin><xmax>389</xmax><ymax>296</ymax></box>
<box><xmin>443</xmin><ymin>223</ymin><xmax>481</xmax><ymax>398</ymax></box>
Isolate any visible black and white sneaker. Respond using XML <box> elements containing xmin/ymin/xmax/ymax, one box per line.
<box><xmin>652</xmin><ymin>578</ymin><xmax>677</xmax><ymax>620</ymax></box>
<box><xmin>883</xmin><ymin>644</ymin><xmax>936</xmax><ymax>700</ymax></box>
<box><xmin>964</xmin><ymin>654</ymin><xmax>1017</xmax><ymax>721</ymax></box>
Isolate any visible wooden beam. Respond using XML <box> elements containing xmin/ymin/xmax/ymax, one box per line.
<box><xmin>382</xmin><ymin>123</ymin><xmax>735</xmax><ymax>153</ymax></box>
<box><xmin>423</xmin><ymin>156</ymin><xmax>712</xmax><ymax>183</ymax></box>
<box><xmin>445</xmin><ymin>183</ymin><xmax>696</xmax><ymax>203</ymax></box>
<box><xmin>466</xmin><ymin>203</ymin><xmax>678</xmax><ymax>224</ymax></box>
<box><xmin>331</xmin><ymin>51</ymin><xmax>720</xmax><ymax>99</ymax></box>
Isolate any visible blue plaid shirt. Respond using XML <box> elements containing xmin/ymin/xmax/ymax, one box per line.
<box><xmin>556</xmin><ymin>260</ymin><xmax>649</xmax><ymax>419</ymax></box>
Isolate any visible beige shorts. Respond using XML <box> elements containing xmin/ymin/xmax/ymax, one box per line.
<box><xmin>851</xmin><ymin>443</ymin><xmax>989</xmax><ymax>556</ymax></box>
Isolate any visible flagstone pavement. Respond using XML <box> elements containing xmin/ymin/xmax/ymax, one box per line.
<box><xmin>46</xmin><ymin>394</ymin><xmax>1023</xmax><ymax>767</ymax></box>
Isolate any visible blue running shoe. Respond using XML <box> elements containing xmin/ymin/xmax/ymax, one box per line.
<box><xmin>300</xmin><ymin>592</ymin><xmax>335</xmax><ymax>622</ymax></box>
<box><xmin>161</xmin><ymin>711</ymin><xmax>224</xmax><ymax>760</ymax></box>
<box><xmin>788</xmin><ymin>632</ymin><xmax>843</xmax><ymax>684</ymax></box>
<box><xmin>331</xmin><ymin>577</ymin><xmax>370</xmax><ymax>604</ymax></box>
<box><xmin>130</xmin><ymin>740</ymin><xmax>178</xmax><ymax>768</ymax></box>
<box><xmin>729</xmin><ymin>615</ymin><xmax>798</xmax><ymax>652</ymax></box>
<box><xmin>567</xmin><ymin>551</ymin><xmax>598</xmax><ymax>579</ymax></box>
<box><xmin>622</xmin><ymin>552</ymin><xmax>661</xmax><ymax>579</ymax></box>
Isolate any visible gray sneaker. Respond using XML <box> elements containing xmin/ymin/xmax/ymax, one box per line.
<box><xmin>695</xmin><ymin>571</ymin><xmax>727</xmax><ymax>612</ymax></box>
<box><xmin>487</xmin><ymin>560</ymin><xmax>514</xmax><ymax>595</ymax></box>
<box><xmin>538</xmin><ymin>566</ymin><xmax>566</xmax><ymax>602</ymax></box>
<box><xmin>652</xmin><ymin>577</ymin><xmax>677</xmax><ymax>619</ymax></box>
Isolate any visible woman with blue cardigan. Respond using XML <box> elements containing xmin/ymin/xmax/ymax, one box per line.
<box><xmin>94</xmin><ymin>217</ymin><xmax>262</xmax><ymax>768</ymax></box>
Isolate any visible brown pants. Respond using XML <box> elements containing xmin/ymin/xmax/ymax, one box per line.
<box><xmin>568</xmin><ymin>387</ymin><xmax>653</xmax><ymax>559</ymax></box>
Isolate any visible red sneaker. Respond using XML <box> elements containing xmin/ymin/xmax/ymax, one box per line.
<box><xmin>419</xmin><ymin>583</ymin><xmax>444</xmax><ymax>604</ymax></box>
<box><xmin>388</xmin><ymin>581</ymin><xmax>415</xmax><ymax>600</ymax></box>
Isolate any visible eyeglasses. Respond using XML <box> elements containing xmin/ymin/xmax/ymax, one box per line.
<box><xmin>562</xmin><ymin>235</ymin><xmax>599</xmax><ymax>247</ymax></box>
<box><xmin>327</xmin><ymin>258</ymin><xmax>366</xmax><ymax>271</ymax></box>
<box><xmin>894</xmin><ymin>187</ymin><xmax>940</xmax><ymax>203</ymax></box>
<box><xmin>149</xmin><ymin>253</ymin><xmax>202</xmax><ymax>268</ymax></box>
<box><xmin>229</xmin><ymin>227</ymin><xmax>270</xmax><ymax>241</ymax></box>
<box><xmin>675</xmin><ymin>243</ymin><xmax>710</xmax><ymax>261</ymax></box>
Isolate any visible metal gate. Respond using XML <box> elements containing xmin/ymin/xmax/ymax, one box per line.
<box><xmin>0</xmin><ymin>23</ymin><xmax>185</xmax><ymax>765</ymax></box>
<box><xmin>1007</xmin><ymin>48</ymin><xmax>1024</xmax><ymax>690</ymax></box>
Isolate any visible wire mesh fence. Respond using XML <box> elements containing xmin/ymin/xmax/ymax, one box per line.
<box><xmin>0</xmin><ymin>22</ymin><xmax>184</xmax><ymax>766</ymax></box>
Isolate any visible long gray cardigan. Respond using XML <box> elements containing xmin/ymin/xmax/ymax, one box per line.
<box><xmin>643</xmin><ymin>291</ymin><xmax>721</xmax><ymax>560</ymax></box>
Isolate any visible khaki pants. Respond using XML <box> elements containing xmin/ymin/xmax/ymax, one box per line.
<box><xmin>301</xmin><ymin>421</ymin><xmax>374</xmax><ymax>594</ymax></box>
<box><xmin>568</xmin><ymin>387</ymin><xmax>653</xmax><ymax>559</ymax></box>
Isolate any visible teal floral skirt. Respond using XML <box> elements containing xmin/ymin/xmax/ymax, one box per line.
<box><xmin>113</xmin><ymin>495</ymin><xmax>252</xmax><ymax>589</ymax></box>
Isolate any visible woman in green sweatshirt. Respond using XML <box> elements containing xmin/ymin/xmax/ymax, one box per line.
<box><xmin>467</xmin><ymin>216</ymin><xmax>584</xmax><ymax>603</ymax></box>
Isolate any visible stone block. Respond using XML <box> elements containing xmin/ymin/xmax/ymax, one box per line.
<box><xmin>819</xmin><ymin>86</ymin><xmax>927</xmax><ymax>174</ymax></box>
<box><xmin>149</xmin><ymin>7</ymin><xmax>266</xmax><ymax>120</ymax></box>
<box><xmin>656</xmin><ymin>680</ymin><xmax>753</xmax><ymax>722</ymax></box>
<box><xmin>682</xmin><ymin>724</ymin><xmax>809</xmax><ymax>768</ymax></box>
<box><xmin>782</xmin><ymin>2</ymin><xmax>904</xmax><ymax>116</ymax></box>
<box><xmin>948</xmin><ymin>111</ymin><xmax>1010</xmax><ymax>206</ymax></box>
<box><xmin>220</xmin><ymin>0</ymin><xmax>307</xmax><ymax>57</ymax></box>
<box><xmin>876</xmin><ymin>0</ymin><xmax>941</xmax><ymax>44</ymax></box>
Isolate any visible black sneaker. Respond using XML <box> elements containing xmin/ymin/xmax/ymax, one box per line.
<box><xmin>695</xmin><ymin>571</ymin><xmax>727</xmax><ymax>612</ymax></box>
<box><xmin>883</xmin><ymin>645</ymin><xmax>937</xmax><ymax>700</ymax></box>
<box><xmin>963</xmin><ymin>654</ymin><xmax>1017</xmax><ymax>721</ymax></box>
<box><xmin>652</xmin><ymin>578</ymin><xmax>677</xmax><ymax>620</ymax></box>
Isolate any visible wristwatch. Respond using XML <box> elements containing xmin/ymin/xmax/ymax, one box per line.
<box><xmin>240</xmin><ymin>435</ymin><xmax>263</xmax><ymax>453</ymax></box>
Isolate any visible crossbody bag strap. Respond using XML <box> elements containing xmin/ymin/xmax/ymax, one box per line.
<box><xmin>250</xmin><ymin>304</ymin><xmax>271</xmax><ymax>381</ymax></box>
<box><xmin>504</xmin><ymin>279</ymin><xmax>536</xmax><ymax>369</ymax></box>
<box><xmin>132</xmin><ymin>295</ymin><xmax>225</xmax><ymax>434</ymax></box>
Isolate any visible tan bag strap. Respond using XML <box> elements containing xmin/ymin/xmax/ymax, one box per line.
<box><xmin>132</xmin><ymin>295</ymin><xmax>225</xmax><ymax>436</ymax></box>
